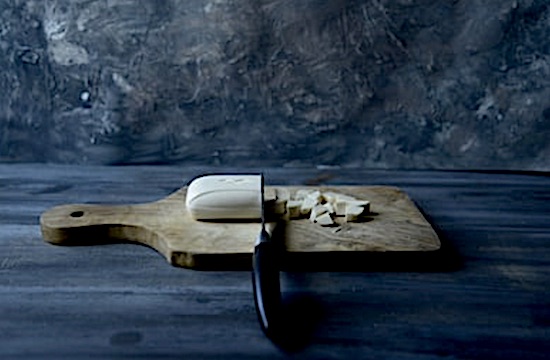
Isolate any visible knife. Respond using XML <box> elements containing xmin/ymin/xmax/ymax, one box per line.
<box><xmin>252</xmin><ymin>174</ymin><xmax>282</xmax><ymax>338</ymax></box>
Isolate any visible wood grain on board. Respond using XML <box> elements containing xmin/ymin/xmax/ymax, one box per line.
<box><xmin>40</xmin><ymin>186</ymin><xmax>440</xmax><ymax>270</ymax></box>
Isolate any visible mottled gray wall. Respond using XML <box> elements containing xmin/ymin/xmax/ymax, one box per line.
<box><xmin>0</xmin><ymin>0</ymin><xmax>549</xmax><ymax>169</ymax></box>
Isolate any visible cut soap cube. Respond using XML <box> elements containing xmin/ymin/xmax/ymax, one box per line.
<box><xmin>287</xmin><ymin>200</ymin><xmax>303</xmax><ymax>219</ymax></box>
<box><xmin>300</xmin><ymin>196</ymin><xmax>317</xmax><ymax>215</ymax></box>
<box><xmin>309</xmin><ymin>204</ymin><xmax>329</xmax><ymax>222</ymax></box>
<box><xmin>315</xmin><ymin>212</ymin><xmax>334</xmax><ymax>226</ymax></box>
<box><xmin>345</xmin><ymin>201</ymin><xmax>370</xmax><ymax>222</ymax></box>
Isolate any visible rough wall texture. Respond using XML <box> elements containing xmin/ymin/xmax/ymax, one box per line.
<box><xmin>0</xmin><ymin>0</ymin><xmax>549</xmax><ymax>169</ymax></box>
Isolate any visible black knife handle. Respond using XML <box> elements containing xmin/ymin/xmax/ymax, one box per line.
<box><xmin>252</xmin><ymin>231</ymin><xmax>281</xmax><ymax>337</ymax></box>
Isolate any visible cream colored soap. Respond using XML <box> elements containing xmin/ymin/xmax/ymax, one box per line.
<box><xmin>348</xmin><ymin>200</ymin><xmax>370</xmax><ymax>213</ymax></box>
<box><xmin>287</xmin><ymin>200</ymin><xmax>303</xmax><ymax>219</ymax></box>
<box><xmin>185</xmin><ymin>175</ymin><xmax>262</xmax><ymax>220</ymax></box>
<box><xmin>309</xmin><ymin>204</ymin><xmax>329</xmax><ymax>222</ymax></box>
<box><xmin>315</xmin><ymin>212</ymin><xmax>334</xmax><ymax>226</ymax></box>
<box><xmin>345</xmin><ymin>201</ymin><xmax>370</xmax><ymax>222</ymax></box>
<box><xmin>323</xmin><ymin>191</ymin><xmax>357</xmax><ymax>203</ymax></box>
<box><xmin>295</xmin><ymin>189</ymin><xmax>315</xmax><ymax>200</ymax></box>
<box><xmin>300</xmin><ymin>196</ymin><xmax>317</xmax><ymax>215</ymax></box>
<box><xmin>334</xmin><ymin>201</ymin><xmax>347</xmax><ymax>216</ymax></box>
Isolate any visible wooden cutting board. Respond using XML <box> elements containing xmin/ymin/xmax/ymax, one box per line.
<box><xmin>40</xmin><ymin>186</ymin><xmax>440</xmax><ymax>270</ymax></box>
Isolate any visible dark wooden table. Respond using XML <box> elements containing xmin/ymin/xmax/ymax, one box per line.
<box><xmin>1</xmin><ymin>164</ymin><xmax>549</xmax><ymax>359</ymax></box>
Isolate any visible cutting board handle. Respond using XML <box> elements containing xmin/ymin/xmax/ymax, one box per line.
<box><xmin>40</xmin><ymin>203</ymin><xmax>159</xmax><ymax>247</ymax></box>
<box><xmin>39</xmin><ymin>186</ymin><xmax>441</xmax><ymax>270</ymax></box>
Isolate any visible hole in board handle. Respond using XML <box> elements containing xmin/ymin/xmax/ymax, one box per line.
<box><xmin>70</xmin><ymin>211</ymin><xmax>84</xmax><ymax>218</ymax></box>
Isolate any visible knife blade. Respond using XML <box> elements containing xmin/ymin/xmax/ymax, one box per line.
<box><xmin>252</xmin><ymin>174</ymin><xmax>282</xmax><ymax>338</ymax></box>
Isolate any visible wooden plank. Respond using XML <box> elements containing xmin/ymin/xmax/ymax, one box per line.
<box><xmin>40</xmin><ymin>185</ymin><xmax>440</xmax><ymax>270</ymax></box>
<box><xmin>1</xmin><ymin>165</ymin><xmax>549</xmax><ymax>359</ymax></box>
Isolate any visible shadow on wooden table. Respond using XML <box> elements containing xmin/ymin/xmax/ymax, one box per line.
<box><xmin>268</xmin><ymin>207</ymin><xmax>461</xmax><ymax>352</ymax></box>
<box><xmin>269</xmin><ymin>293</ymin><xmax>325</xmax><ymax>353</ymax></box>
<box><xmin>40</xmin><ymin>203</ymin><xmax>461</xmax><ymax>353</ymax></box>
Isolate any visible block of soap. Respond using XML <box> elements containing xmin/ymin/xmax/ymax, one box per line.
<box><xmin>315</xmin><ymin>212</ymin><xmax>334</xmax><ymax>226</ymax></box>
<box><xmin>335</xmin><ymin>201</ymin><xmax>347</xmax><ymax>216</ymax></box>
<box><xmin>300</xmin><ymin>196</ymin><xmax>317</xmax><ymax>215</ymax></box>
<box><xmin>345</xmin><ymin>201</ymin><xmax>370</xmax><ymax>222</ymax></box>
<box><xmin>294</xmin><ymin>189</ymin><xmax>315</xmax><ymax>200</ymax></box>
<box><xmin>287</xmin><ymin>200</ymin><xmax>303</xmax><ymax>219</ymax></box>
<box><xmin>309</xmin><ymin>204</ymin><xmax>329</xmax><ymax>222</ymax></box>
<box><xmin>185</xmin><ymin>175</ymin><xmax>262</xmax><ymax>220</ymax></box>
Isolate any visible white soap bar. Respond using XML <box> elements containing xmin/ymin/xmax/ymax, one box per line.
<box><xmin>348</xmin><ymin>200</ymin><xmax>370</xmax><ymax>213</ymax></box>
<box><xmin>323</xmin><ymin>191</ymin><xmax>357</xmax><ymax>203</ymax></box>
<box><xmin>335</xmin><ymin>201</ymin><xmax>347</xmax><ymax>216</ymax></box>
<box><xmin>273</xmin><ymin>189</ymin><xmax>290</xmax><ymax>217</ymax></box>
<box><xmin>306</xmin><ymin>190</ymin><xmax>323</xmax><ymax>202</ymax></box>
<box><xmin>315</xmin><ymin>212</ymin><xmax>334</xmax><ymax>226</ymax></box>
<box><xmin>345</xmin><ymin>201</ymin><xmax>370</xmax><ymax>222</ymax></box>
<box><xmin>185</xmin><ymin>175</ymin><xmax>262</xmax><ymax>220</ymax></box>
<box><xmin>309</xmin><ymin>204</ymin><xmax>329</xmax><ymax>222</ymax></box>
<box><xmin>323</xmin><ymin>202</ymin><xmax>335</xmax><ymax>214</ymax></box>
<box><xmin>300</xmin><ymin>196</ymin><xmax>317</xmax><ymax>215</ymax></box>
<box><xmin>294</xmin><ymin>189</ymin><xmax>315</xmax><ymax>200</ymax></box>
<box><xmin>287</xmin><ymin>200</ymin><xmax>303</xmax><ymax>219</ymax></box>
<box><xmin>321</xmin><ymin>191</ymin><xmax>339</xmax><ymax>203</ymax></box>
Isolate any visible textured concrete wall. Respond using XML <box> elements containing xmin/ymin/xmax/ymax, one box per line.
<box><xmin>0</xmin><ymin>0</ymin><xmax>549</xmax><ymax>169</ymax></box>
